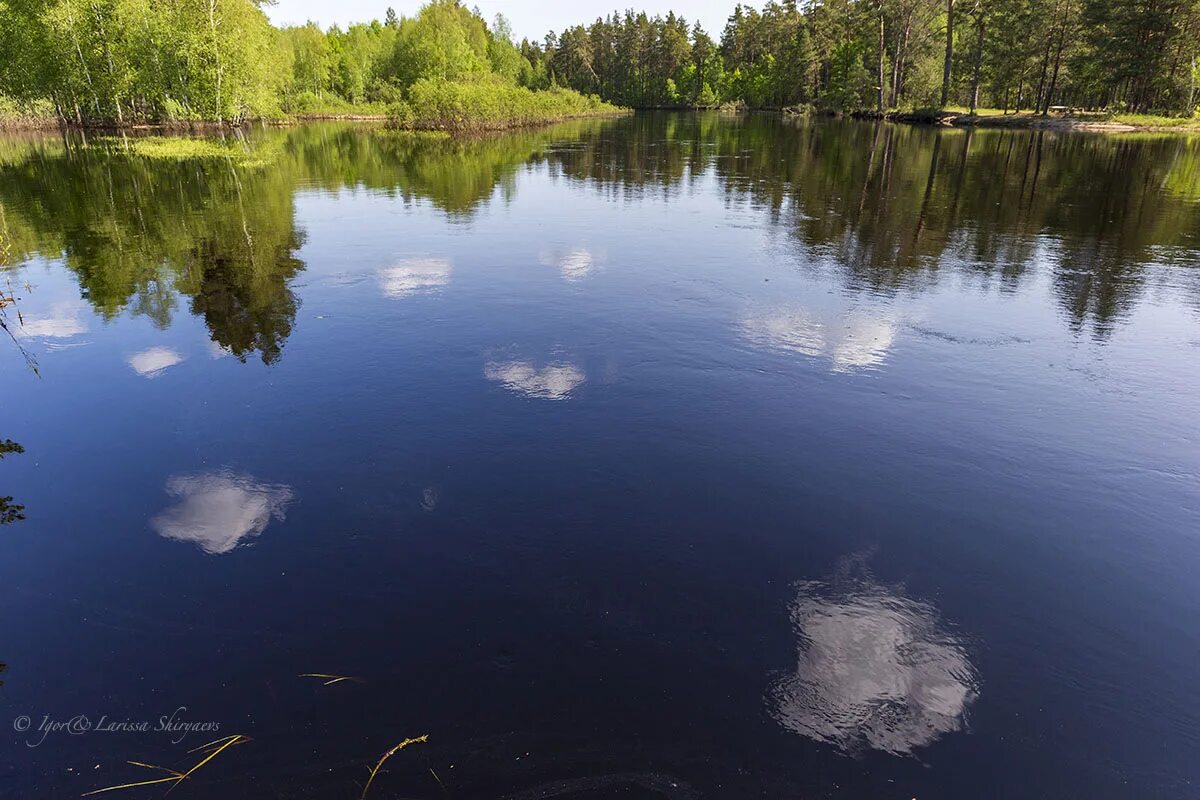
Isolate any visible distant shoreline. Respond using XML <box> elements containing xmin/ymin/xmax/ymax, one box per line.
<box><xmin>840</xmin><ymin>109</ymin><xmax>1200</xmax><ymax>133</ymax></box>
<box><xmin>4</xmin><ymin>108</ymin><xmax>1197</xmax><ymax>135</ymax></box>
<box><xmin>0</xmin><ymin>115</ymin><xmax>390</xmax><ymax>132</ymax></box>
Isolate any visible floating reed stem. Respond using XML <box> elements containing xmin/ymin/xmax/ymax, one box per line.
<box><xmin>299</xmin><ymin>673</ymin><xmax>364</xmax><ymax>686</ymax></box>
<box><xmin>360</xmin><ymin>735</ymin><xmax>429</xmax><ymax>800</ymax></box>
<box><xmin>82</xmin><ymin>734</ymin><xmax>248</xmax><ymax>797</ymax></box>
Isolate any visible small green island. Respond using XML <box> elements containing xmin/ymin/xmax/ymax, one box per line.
<box><xmin>2</xmin><ymin>0</ymin><xmax>1200</xmax><ymax>133</ymax></box>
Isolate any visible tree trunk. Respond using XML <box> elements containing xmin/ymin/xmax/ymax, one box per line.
<box><xmin>1043</xmin><ymin>0</ymin><xmax>1069</xmax><ymax>115</ymax></box>
<box><xmin>890</xmin><ymin>29</ymin><xmax>903</xmax><ymax>107</ymax></box>
<box><xmin>890</xmin><ymin>16</ymin><xmax>912</xmax><ymax>108</ymax></box>
<box><xmin>969</xmin><ymin>8</ymin><xmax>985</xmax><ymax>114</ymax></box>
<box><xmin>1034</xmin><ymin>1</ymin><xmax>1056</xmax><ymax>113</ymax></box>
<box><xmin>65</xmin><ymin>2</ymin><xmax>100</xmax><ymax>120</ymax></box>
<box><xmin>941</xmin><ymin>0</ymin><xmax>955</xmax><ymax>107</ymax></box>
<box><xmin>208</xmin><ymin>0</ymin><xmax>223</xmax><ymax>121</ymax></box>
<box><xmin>1188</xmin><ymin>55</ymin><xmax>1197</xmax><ymax>117</ymax></box>
<box><xmin>94</xmin><ymin>6</ymin><xmax>124</xmax><ymax>123</ymax></box>
<box><xmin>877</xmin><ymin>9</ymin><xmax>886</xmax><ymax>113</ymax></box>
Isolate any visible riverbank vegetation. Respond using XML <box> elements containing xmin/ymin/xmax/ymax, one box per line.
<box><xmin>389</xmin><ymin>79</ymin><xmax>623</xmax><ymax>131</ymax></box>
<box><xmin>854</xmin><ymin>106</ymin><xmax>1200</xmax><ymax>132</ymax></box>
<box><xmin>0</xmin><ymin>97</ymin><xmax>55</xmax><ymax>130</ymax></box>
<box><xmin>0</xmin><ymin>0</ymin><xmax>618</xmax><ymax>127</ymax></box>
<box><xmin>2</xmin><ymin>0</ymin><xmax>1199</xmax><ymax>127</ymax></box>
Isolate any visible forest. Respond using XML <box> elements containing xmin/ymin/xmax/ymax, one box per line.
<box><xmin>1</xmin><ymin>0</ymin><xmax>1199</xmax><ymax>124</ymax></box>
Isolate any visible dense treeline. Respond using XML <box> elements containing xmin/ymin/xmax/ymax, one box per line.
<box><xmin>537</xmin><ymin>0</ymin><xmax>1200</xmax><ymax>114</ymax></box>
<box><xmin>3</xmin><ymin>0</ymin><xmax>1200</xmax><ymax>124</ymax></box>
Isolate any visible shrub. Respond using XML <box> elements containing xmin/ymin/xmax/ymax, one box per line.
<box><xmin>386</xmin><ymin>78</ymin><xmax>625</xmax><ymax>132</ymax></box>
<box><xmin>387</xmin><ymin>100</ymin><xmax>415</xmax><ymax>128</ymax></box>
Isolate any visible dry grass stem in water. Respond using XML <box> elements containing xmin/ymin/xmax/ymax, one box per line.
<box><xmin>82</xmin><ymin>734</ymin><xmax>249</xmax><ymax>797</ymax></box>
<box><xmin>360</xmin><ymin>735</ymin><xmax>429</xmax><ymax>800</ymax></box>
<box><xmin>299</xmin><ymin>673</ymin><xmax>364</xmax><ymax>686</ymax></box>
<box><xmin>81</xmin><ymin>763</ymin><xmax>185</xmax><ymax>796</ymax></box>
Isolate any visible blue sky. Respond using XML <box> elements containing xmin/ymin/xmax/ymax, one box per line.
<box><xmin>264</xmin><ymin>0</ymin><xmax>734</xmax><ymax>42</ymax></box>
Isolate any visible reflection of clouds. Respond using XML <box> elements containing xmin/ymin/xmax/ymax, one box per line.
<box><xmin>769</xmin><ymin>574</ymin><xmax>978</xmax><ymax>755</ymax></box>
<box><xmin>128</xmin><ymin>347</ymin><xmax>185</xmax><ymax>377</ymax></box>
<box><xmin>150</xmin><ymin>470</ymin><xmax>294</xmax><ymax>555</ymax></box>
<box><xmin>540</xmin><ymin>247</ymin><xmax>600</xmax><ymax>280</ymax></box>
<box><xmin>484</xmin><ymin>360</ymin><xmax>585</xmax><ymax>400</ymax></box>
<box><xmin>378</xmin><ymin>258</ymin><xmax>451</xmax><ymax>298</ymax></box>
<box><xmin>20</xmin><ymin>302</ymin><xmax>88</xmax><ymax>338</ymax></box>
<box><xmin>742</xmin><ymin>309</ymin><xmax>898</xmax><ymax>372</ymax></box>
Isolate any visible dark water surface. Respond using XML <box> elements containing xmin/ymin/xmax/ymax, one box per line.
<box><xmin>2</xmin><ymin>114</ymin><xmax>1198</xmax><ymax>799</ymax></box>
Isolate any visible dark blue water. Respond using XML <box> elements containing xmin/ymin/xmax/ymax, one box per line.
<box><xmin>2</xmin><ymin>115</ymin><xmax>1198</xmax><ymax>798</ymax></box>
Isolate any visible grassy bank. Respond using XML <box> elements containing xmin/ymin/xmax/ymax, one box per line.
<box><xmin>387</xmin><ymin>79</ymin><xmax>626</xmax><ymax>133</ymax></box>
<box><xmin>281</xmin><ymin>92</ymin><xmax>390</xmax><ymax>121</ymax></box>
<box><xmin>863</xmin><ymin>107</ymin><xmax>1200</xmax><ymax>133</ymax></box>
<box><xmin>0</xmin><ymin>86</ymin><xmax>621</xmax><ymax>133</ymax></box>
<box><xmin>0</xmin><ymin>97</ymin><xmax>56</xmax><ymax>130</ymax></box>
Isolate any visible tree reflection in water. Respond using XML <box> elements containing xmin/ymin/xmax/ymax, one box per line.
<box><xmin>0</xmin><ymin>439</ymin><xmax>26</xmax><ymax>525</ymax></box>
<box><xmin>1</xmin><ymin>115</ymin><xmax>1199</xmax><ymax>370</ymax></box>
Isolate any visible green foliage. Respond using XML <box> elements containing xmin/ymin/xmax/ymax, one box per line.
<box><xmin>389</xmin><ymin>78</ymin><xmax>624</xmax><ymax>132</ymax></box>
<box><xmin>5</xmin><ymin>0</ymin><xmax>1200</xmax><ymax>123</ymax></box>
<box><xmin>390</xmin><ymin>0</ymin><xmax>490</xmax><ymax>88</ymax></box>
<box><xmin>284</xmin><ymin>23</ymin><xmax>336</xmax><ymax>99</ymax></box>
<box><xmin>0</xmin><ymin>0</ymin><xmax>286</xmax><ymax>123</ymax></box>
<box><xmin>487</xmin><ymin>14</ymin><xmax>528</xmax><ymax>84</ymax></box>
<box><xmin>529</xmin><ymin>0</ymin><xmax>1200</xmax><ymax>115</ymax></box>
<box><xmin>820</xmin><ymin>40</ymin><xmax>871</xmax><ymax>111</ymax></box>
<box><xmin>0</xmin><ymin>95</ymin><xmax>55</xmax><ymax>128</ymax></box>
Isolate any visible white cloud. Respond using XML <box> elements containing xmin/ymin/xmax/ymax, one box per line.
<box><xmin>484</xmin><ymin>360</ymin><xmax>585</xmax><ymax>400</ymax></box>
<box><xmin>127</xmin><ymin>347</ymin><xmax>184</xmax><ymax>377</ymax></box>
<box><xmin>150</xmin><ymin>471</ymin><xmax>294</xmax><ymax>555</ymax></box>
<box><xmin>742</xmin><ymin>308</ymin><xmax>897</xmax><ymax>372</ymax></box>
<box><xmin>378</xmin><ymin>258</ymin><xmax>451</xmax><ymax>298</ymax></box>
<box><xmin>769</xmin><ymin>578</ymin><xmax>978</xmax><ymax>755</ymax></box>
<box><xmin>20</xmin><ymin>302</ymin><xmax>88</xmax><ymax>339</ymax></box>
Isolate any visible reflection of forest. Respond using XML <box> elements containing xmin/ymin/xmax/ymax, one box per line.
<box><xmin>1</xmin><ymin>115</ymin><xmax>1198</xmax><ymax>364</ymax></box>
<box><xmin>0</xmin><ymin>438</ymin><xmax>25</xmax><ymax>525</ymax></box>
<box><xmin>548</xmin><ymin>114</ymin><xmax>1200</xmax><ymax>337</ymax></box>
<box><xmin>0</xmin><ymin>134</ymin><xmax>305</xmax><ymax>364</ymax></box>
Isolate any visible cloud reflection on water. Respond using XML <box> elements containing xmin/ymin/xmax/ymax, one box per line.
<box><xmin>127</xmin><ymin>347</ymin><xmax>185</xmax><ymax>377</ymax></box>
<box><xmin>378</xmin><ymin>258</ymin><xmax>452</xmax><ymax>298</ymax></box>
<box><xmin>19</xmin><ymin>302</ymin><xmax>88</xmax><ymax>339</ymax></box>
<box><xmin>742</xmin><ymin>308</ymin><xmax>898</xmax><ymax>372</ymax></box>
<box><xmin>150</xmin><ymin>470</ymin><xmax>295</xmax><ymax>555</ymax></box>
<box><xmin>769</xmin><ymin>572</ymin><xmax>978</xmax><ymax>755</ymax></box>
<box><xmin>484</xmin><ymin>360</ymin><xmax>586</xmax><ymax>400</ymax></box>
<box><xmin>540</xmin><ymin>247</ymin><xmax>601</xmax><ymax>281</ymax></box>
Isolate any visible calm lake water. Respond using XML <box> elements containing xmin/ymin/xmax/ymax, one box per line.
<box><xmin>2</xmin><ymin>114</ymin><xmax>1199</xmax><ymax>799</ymax></box>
